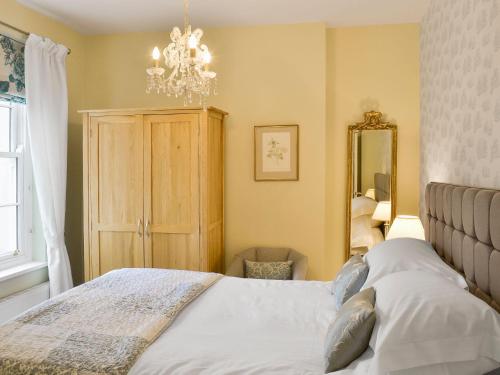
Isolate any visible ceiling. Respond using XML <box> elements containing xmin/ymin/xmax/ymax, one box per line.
<box><xmin>18</xmin><ymin>0</ymin><xmax>431</xmax><ymax>35</ymax></box>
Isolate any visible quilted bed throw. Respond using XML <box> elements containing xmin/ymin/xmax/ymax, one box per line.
<box><xmin>0</xmin><ymin>268</ymin><xmax>221</xmax><ymax>374</ymax></box>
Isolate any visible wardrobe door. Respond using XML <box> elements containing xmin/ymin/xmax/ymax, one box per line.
<box><xmin>89</xmin><ymin>115</ymin><xmax>144</xmax><ymax>278</ymax></box>
<box><xmin>144</xmin><ymin>114</ymin><xmax>200</xmax><ymax>271</ymax></box>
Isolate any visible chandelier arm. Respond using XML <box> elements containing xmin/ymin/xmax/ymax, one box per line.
<box><xmin>146</xmin><ymin>0</ymin><xmax>216</xmax><ymax>107</ymax></box>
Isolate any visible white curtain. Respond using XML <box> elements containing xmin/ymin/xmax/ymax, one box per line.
<box><xmin>25</xmin><ymin>34</ymin><xmax>73</xmax><ymax>297</ymax></box>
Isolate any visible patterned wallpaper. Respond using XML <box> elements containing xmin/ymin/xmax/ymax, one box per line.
<box><xmin>420</xmin><ymin>0</ymin><xmax>500</xmax><ymax>214</ymax></box>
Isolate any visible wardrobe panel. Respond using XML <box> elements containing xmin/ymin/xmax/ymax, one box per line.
<box><xmin>99</xmin><ymin>232</ymin><xmax>143</xmax><ymax>275</ymax></box>
<box><xmin>151</xmin><ymin>233</ymin><xmax>200</xmax><ymax>271</ymax></box>
<box><xmin>208</xmin><ymin>115</ymin><xmax>224</xmax><ymax>225</ymax></box>
<box><xmin>97</xmin><ymin>118</ymin><xmax>143</xmax><ymax>224</ymax></box>
<box><xmin>144</xmin><ymin>114</ymin><xmax>200</xmax><ymax>271</ymax></box>
<box><xmin>89</xmin><ymin>115</ymin><xmax>145</xmax><ymax>278</ymax></box>
<box><xmin>205</xmin><ymin>114</ymin><xmax>224</xmax><ymax>273</ymax></box>
<box><xmin>208</xmin><ymin>224</ymin><xmax>223</xmax><ymax>273</ymax></box>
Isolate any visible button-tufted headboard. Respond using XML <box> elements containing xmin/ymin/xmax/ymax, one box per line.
<box><xmin>424</xmin><ymin>182</ymin><xmax>500</xmax><ymax>312</ymax></box>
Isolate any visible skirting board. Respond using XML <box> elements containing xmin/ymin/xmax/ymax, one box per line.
<box><xmin>0</xmin><ymin>281</ymin><xmax>49</xmax><ymax>324</ymax></box>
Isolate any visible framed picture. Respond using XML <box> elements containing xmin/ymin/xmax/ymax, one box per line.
<box><xmin>254</xmin><ymin>125</ymin><xmax>299</xmax><ymax>181</ymax></box>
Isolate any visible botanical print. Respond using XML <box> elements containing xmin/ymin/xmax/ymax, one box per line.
<box><xmin>262</xmin><ymin>132</ymin><xmax>291</xmax><ymax>172</ymax></box>
<box><xmin>267</xmin><ymin>138</ymin><xmax>287</xmax><ymax>162</ymax></box>
<box><xmin>0</xmin><ymin>35</ymin><xmax>25</xmax><ymax>101</ymax></box>
<box><xmin>255</xmin><ymin>125</ymin><xmax>298</xmax><ymax>181</ymax></box>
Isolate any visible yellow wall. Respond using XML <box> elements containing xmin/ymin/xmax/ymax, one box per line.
<box><xmin>84</xmin><ymin>24</ymin><xmax>328</xmax><ymax>280</ymax></box>
<box><xmin>326</xmin><ymin>24</ymin><xmax>421</xmax><ymax>276</ymax></box>
<box><xmin>84</xmin><ymin>23</ymin><xmax>419</xmax><ymax>280</ymax></box>
<box><xmin>0</xmin><ymin>0</ymin><xmax>421</xmax><ymax>287</ymax></box>
<box><xmin>1</xmin><ymin>0</ymin><xmax>86</xmax><ymax>296</ymax></box>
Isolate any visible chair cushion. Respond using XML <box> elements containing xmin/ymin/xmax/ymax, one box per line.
<box><xmin>332</xmin><ymin>255</ymin><xmax>369</xmax><ymax>310</ymax></box>
<box><xmin>244</xmin><ymin>260</ymin><xmax>293</xmax><ymax>280</ymax></box>
<box><xmin>324</xmin><ymin>287</ymin><xmax>376</xmax><ymax>372</ymax></box>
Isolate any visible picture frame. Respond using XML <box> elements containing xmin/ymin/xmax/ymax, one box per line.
<box><xmin>254</xmin><ymin>124</ymin><xmax>299</xmax><ymax>181</ymax></box>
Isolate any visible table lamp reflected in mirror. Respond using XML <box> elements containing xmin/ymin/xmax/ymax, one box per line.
<box><xmin>372</xmin><ymin>201</ymin><xmax>391</xmax><ymax>237</ymax></box>
<box><xmin>365</xmin><ymin>188</ymin><xmax>376</xmax><ymax>200</ymax></box>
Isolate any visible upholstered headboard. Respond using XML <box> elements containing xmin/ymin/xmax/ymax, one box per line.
<box><xmin>375</xmin><ymin>173</ymin><xmax>391</xmax><ymax>202</ymax></box>
<box><xmin>424</xmin><ymin>182</ymin><xmax>500</xmax><ymax>312</ymax></box>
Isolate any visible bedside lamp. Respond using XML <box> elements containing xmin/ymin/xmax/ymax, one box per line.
<box><xmin>372</xmin><ymin>201</ymin><xmax>391</xmax><ymax>237</ymax></box>
<box><xmin>387</xmin><ymin>215</ymin><xmax>425</xmax><ymax>240</ymax></box>
<box><xmin>365</xmin><ymin>188</ymin><xmax>376</xmax><ymax>200</ymax></box>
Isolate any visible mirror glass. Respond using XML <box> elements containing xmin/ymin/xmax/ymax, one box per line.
<box><xmin>346</xmin><ymin>112</ymin><xmax>397</xmax><ymax>259</ymax></box>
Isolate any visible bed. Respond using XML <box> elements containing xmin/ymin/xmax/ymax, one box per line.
<box><xmin>130</xmin><ymin>277</ymin><xmax>336</xmax><ymax>374</ymax></box>
<box><xmin>0</xmin><ymin>182</ymin><xmax>499</xmax><ymax>374</ymax></box>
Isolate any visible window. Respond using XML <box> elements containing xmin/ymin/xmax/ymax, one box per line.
<box><xmin>0</xmin><ymin>100</ymin><xmax>32</xmax><ymax>270</ymax></box>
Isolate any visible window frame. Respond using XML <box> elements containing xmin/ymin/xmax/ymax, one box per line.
<box><xmin>0</xmin><ymin>100</ymin><xmax>33</xmax><ymax>271</ymax></box>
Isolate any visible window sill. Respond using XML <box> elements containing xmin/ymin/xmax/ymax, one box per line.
<box><xmin>0</xmin><ymin>261</ymin><xmax>47</xmax><ymax>283</ymax></box>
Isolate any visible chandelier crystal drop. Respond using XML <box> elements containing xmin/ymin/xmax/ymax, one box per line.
<box><xmin>146</xmin><ymin>0</ymin><xmax>217</xmax><ymax>106</ymax></box>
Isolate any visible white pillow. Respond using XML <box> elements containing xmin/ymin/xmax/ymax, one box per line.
<box><xmin>328</xmin><ymin>347</ymin><xmax>500</xmax><ymax>375</ymax></box>
<box><xmin>390</xmin><ymin>357</ymin><xmax>500</xmax><ymax>375</ymax></box>
<box><xmin>351</xmin><ymin>215</ymin><xmax>384</xmax><ymax>249</ymax></box>
<box><xmin>351</xmin><ymin>215</ymin><xmax>372</xmax><ymax>248</ymax></box>
<box><xmin>351</xmin><ymin>196</ymin><xmax>378</xmax><ymax>219</ymax></box>
<box><xmin>362</xmin><ymin>238</ymin><xmax>467</xmax><ymax>290</ymax></box>
<box><xmin>369</xmin><ymin>270</ymin><xmax>500</xmax><ymax>373</ymax></box>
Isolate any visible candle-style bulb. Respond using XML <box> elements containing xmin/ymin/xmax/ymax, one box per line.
<box><xmin>202</xmin><ymin>49</ymin><xmax>212</xmax><ymax>64</ymax></box>
<box><xmin>152</xmin><ymin>46</ymin><xmax>161</xmax><ymax>61</ymax></box>
<box><xmin>188</xmin><ymin>34</ymin><xmax>198</xmax><ymax>49</ymax></box>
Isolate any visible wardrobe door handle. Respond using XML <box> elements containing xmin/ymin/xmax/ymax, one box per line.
<box><xmin>145</xmin><ymin>220</ymin><xmax>151</xmax><ymax>237</ymax></box>
<box><xmin>137</xmin><ymin>219</ymin><xmax>143</xmax><ymax>237</ymax></box>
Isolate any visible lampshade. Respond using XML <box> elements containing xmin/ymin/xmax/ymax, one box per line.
<box><xmin>365</xmin><ymin>188</ymin><xmax>376</xmax><ymax>200</ymax></box>
<box><xmin>372</xmin><ymin>201</ymin><xmax>391</xmax><ymax>222</ymax></box>
<box><xmin>386</xmin><ymin>215</ymin><xmax>425</xmax><ymax>240</ymax></box>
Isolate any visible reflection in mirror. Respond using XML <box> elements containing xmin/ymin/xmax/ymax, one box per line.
<box><xmin>346</xmin><ymin>111</ymin><xmax>397</xmax><ymax>260</ymax></box>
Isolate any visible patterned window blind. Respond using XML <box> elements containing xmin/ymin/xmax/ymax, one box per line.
<box><xmin>0</xmin><ymin>34</ymin><xmax>25</xmax><ymax>103</ymax></box>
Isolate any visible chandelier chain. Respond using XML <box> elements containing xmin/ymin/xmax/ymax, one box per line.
<box><xmin>184</xmin><ymin>0</ymin><xmax>189</xmax><ymax>33</ymax></box>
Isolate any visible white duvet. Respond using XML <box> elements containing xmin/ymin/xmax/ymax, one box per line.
<box><xmin>129</xmin><ymin>276</ymin><xmax>336</xmax><ymax>375</ymax></box>
<box><xmin>129</xmin><ymin>275</ymin><xmax>499</xmax><ymax>375</ymax></box>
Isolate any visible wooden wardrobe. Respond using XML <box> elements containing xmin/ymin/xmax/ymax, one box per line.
<box><xmin>81</xmin><ymin>107</ymin><xmax>226</xmax><ymax>281</ymax></box>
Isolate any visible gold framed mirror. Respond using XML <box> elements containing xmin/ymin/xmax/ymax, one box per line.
<box><xmin>345</xmin><ymin>111</ymin><xmax>397</xmax><ymax>261</ymax></box>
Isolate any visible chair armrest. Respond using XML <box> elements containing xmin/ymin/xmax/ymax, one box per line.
<box><xmin>225</xmin><ymin>256</ymin><xmax>245</xmax><ymax>277</ymax></box>
<box><xmin>292</xmin><ymin>256</ymin><xmax>308</xmax><ymax>280</ymax></box>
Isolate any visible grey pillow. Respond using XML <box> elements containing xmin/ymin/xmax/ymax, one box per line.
<box><xmin>332</xmin><ymin>255</ymin><xmax>369</xmax><ymax>309</ymax></box>
<box><xmin>324</xmin><ymin>287</ymin><xmax>376</xmax><ymax>372</ymax></box>
<box><xmin>244</xmin><ymin>260</ymin><xmax>293</xmax><ymax>280</ymax></box>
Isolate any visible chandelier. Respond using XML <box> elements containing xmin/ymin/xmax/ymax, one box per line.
<box><xmin>146</xmin><ymin>0</ymin><xmax>217</xmax><ymax>106</ymax></box>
